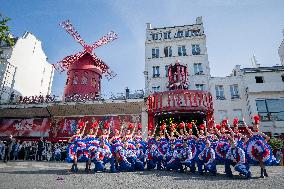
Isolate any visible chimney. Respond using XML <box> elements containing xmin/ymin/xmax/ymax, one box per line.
<box><xmin>146</xmin><ymin>23</ymin><xmax>152</xmax><ymax>29</ymax></box>
<box><xmin>196</xmin><ymin>16</ymin><xmax>203</xmax><ymax>25</ymax></box>
<box><xmin>125</xmin><ymin>87</ymin><xmax>130</xmax><ymax>99</ymax></box>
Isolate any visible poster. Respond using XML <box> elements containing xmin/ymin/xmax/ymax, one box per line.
<box><xmin>0</xmin><ymin>118</ymin><xmax>51</xmax><ymax>137</ymax></box>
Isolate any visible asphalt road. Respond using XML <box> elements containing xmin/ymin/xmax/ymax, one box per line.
<box><xmin>0</xmin><ymin>161</ymin><xmax>283</xmax><ymax>189</ymax></box>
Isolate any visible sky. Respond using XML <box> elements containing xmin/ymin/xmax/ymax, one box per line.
<box><xmin>1</xmin><ymin>0</ymin><xmax>284</xmax><ymax>98</ymax></box>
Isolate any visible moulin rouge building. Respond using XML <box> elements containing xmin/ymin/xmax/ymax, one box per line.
<box><xmin>0</xmin><ymin>17</ymin><xmax>284</xmax><ymax>140</ymax></box>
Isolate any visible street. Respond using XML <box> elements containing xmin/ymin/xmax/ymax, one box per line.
<box><xmin>0</xmin><ymin>161</ymin><xmax>283</xmax><ymax>189</ymax></box>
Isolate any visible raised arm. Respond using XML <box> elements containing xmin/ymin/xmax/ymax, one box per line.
<box><xmin>204</xmin><ymin>121</ymin><xmax>208</xmax><ymax>136</ymax></box>
<box><xmin>120</xmin><ymin>121</ymin><xmax>125</xmax><ymax>134</ymax></box>
<box><xmin>80</xmin><ymin>121</ymin><xmax>88</xmax><ymax>137</ymax></box>
<box><xmin>183</xmin><ymin>124</ymin><xmax>189</xmax><ymax>135</ymax></box>
<box><xmin>193</xmin><ymin>122</ymin><xmax>200</xmax><ymax>137</ymax></box>
<box><xmin>131</xmin><ymin>123</ymin><xmax>137</xmax><ymax>135</ymax></box>
<box><xmin>214</xmin><ymin>124</ymin><xmax>221</xmax><ymax>137</ymax></box>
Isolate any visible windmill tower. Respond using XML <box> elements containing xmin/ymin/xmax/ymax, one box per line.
<box><xmin>53</xmin><ymin>20</ymin><xmax>118</xmax><ymax>100</ymax></box>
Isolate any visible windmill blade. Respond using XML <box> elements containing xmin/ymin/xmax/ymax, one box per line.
<box><xmin>91</xmin><ymin>31</ymin><xmax>118</xmax><ymax>50</ymax></box>
<box><xmin>60</xmin><ymin>20</ymin><xmax>87</xmax><ymax>48</ymax></box>
<box><xmin>92</xmin><ymin>56</ymin><xmax>117</xmax><ymax>80</ymax></box>
<box><xmin>105</xmin><ymin>69</ymin><xmax>117</xmax><ymax>81</ymax></box>
<box><xmin>52</xmin><ymin>51</ymin><xmax>85</xmax><ymax>72</ymax></box>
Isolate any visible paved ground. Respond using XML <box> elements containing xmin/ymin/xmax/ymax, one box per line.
<box><xmin>0</xmin><ymin>161</ymin><xmax>283</xmax><ymax>189</ymax></box>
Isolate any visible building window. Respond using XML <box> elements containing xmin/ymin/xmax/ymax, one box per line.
<box><xmin>72</xmin><ymin>76</ymin><xmax>78</xmax><ymax>85</ymax></box>
<box><xmin>193</xmin><ymin>63</ymin><xmax>203</xmax><ymax>75</ymax></box>
<box><xmin>195</xmin><ymin>84</ymin><xmax>204</xmax><ymax>91</ymax></box>
<box><xmin>192</xmin><ymin>29</ymin><xmax>200</xmax><ymax>36</ymax></box>
<box><xmin>177</xmin><ymin>31</ymin><xmax>183</xmax><ymax>38</ymax></box>
<box><xmin>152</xmin><ymin>66</ymin><xmax>160</xmax><ymax>78</ymax></box>
<box><xmin>230</xmin><ymin>84</ymin><xmax>239</xmax><ymax>99</ymax></box>
<box><xmin>152</xmin><ymin>47</ymin><xmax>159</xmax><ymax>58</ymax></box>
<box><xmin>152</xmin><ymin>33</ymin><xmax>159</xmax><ymax>40</ymax></box>
<box><xmin>215</xmin><ymin>85</ymin><xmax>225</xmax><ymax>100</ymax></box>
<box><xmin>256</xmin><ymin>99</ymin><xmax>284</xmax><ymax>121</ymax></box>
<box><xmin>152</xmin><ymin>86</ymin><xmax>160</xmax><ymax>93</ymax></box>
<box><xmin>185</xmin><ymin>30</ymin><xmax>191</xmax><ymax>37</ymax></box>
<box><xmin>164</xmin><ymin>46</ymin><xmax>172</xmax><ymax>57</ymax></box>
<box><xmin>92</xmin><ymin>78</ymin><xmax>96</xmax><ymax>87</ymax></box>
<box><xmin>164</xmin><ymin>32</ymin><xmax>171</xmax><ymax>39</ymax></box>
<box><xmin>81</xmin><ymin>76</ymin><xmax>88</xmax><ymax>85</ymax></box>
<box><xmin>255</xmin><ymin>76</ymin><xmax>264</xmax><ymax>83</ymax></box>
<box><xmin>233</xmin><ymin>109</ymin><xmax>243</xmax><ymax>120</ymax></box>
<box><xmin>165</xmin><ymin>65</ymin><xmax>169</xmax><ymax>77</ymax></box>
<box><xmin>192</xmin><ymin>44</ymin><xmax>201</xmax><ymax>55</ymax></box>
<box><xmin>218</xmin><ymin>110</ymin><xmax>228</xmax><ymax>121</ymax></box>
<box><xmin>178</xmin><ymin>46</ymin><xmax>186</xmax><ymax>56</ymax></box>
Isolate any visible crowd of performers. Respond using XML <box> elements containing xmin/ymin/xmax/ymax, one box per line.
<box><xmin>67</xmin><ymin>115</ymin><xmax>279</xmax><ymax>179</ymax></box>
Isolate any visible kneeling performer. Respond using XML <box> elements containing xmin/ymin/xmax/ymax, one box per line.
<box><xmin>225</xmin><ymin>139</ymin><xmax>251</xmax><ymax>179</ymax></box>
<box><xmin>197</xmin><ymin>140</ymin><xmax>217</xmax><ymax>176</ymax></box>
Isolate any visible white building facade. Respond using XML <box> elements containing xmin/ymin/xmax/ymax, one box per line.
<box><xmin>278</xmin><ymin>30</ymin><xmax>284</xmax><ymax>66</ymax></box>
<box><xmin>210</xmin><ymin>65</ymin><xmax>284</xmax><ymax>136</ymax></box>
<box><xmin>0</xmin><ymin>32</ymin><xmax>54</xmax><ymax>103</ymax></box>
<box><xmin>145</xmin><ymin>17</ymin><xmax>284</xmax><ymax>137</ymax></box>
<box><xmin>144</xmin><ymin>17</ymin><xmax>210</xmax><ymax>95</ymax></box>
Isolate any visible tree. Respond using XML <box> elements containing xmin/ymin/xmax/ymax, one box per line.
<box><xmin>0</xmin><ymin>13</ymin><xmax>14</xmax><ymax>46</ymax></box>
<box><xmin>269</xmin><ymin>137</ymin><xmax>283</xmax><ymax>150</ymax></box>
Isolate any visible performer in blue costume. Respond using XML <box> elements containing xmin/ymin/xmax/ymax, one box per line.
<box><xmin>125</xmin><ymin>142</ymin><xmax>145</xmax><ymax>171</ymax></box>
<box><xmin>228</xmin><ymin>118</ymin><xmax>248</xmax><ymax>150</ymax></box>
<box><xmin>214</xmin><ymin>120</ymin><xmax>231</xmax><ymax>162</ymax></box>
<box><xmin>135</xmin><ymin>142</ymin><xmax>146</xmax><ymax>169</ymax></box>
<box><xmin>197</xmin><ymin>140</ymin><xmax>217</xmax><ymax>176</ymax></box>
<box><xmin>194</xmin><ymin>123</ymin><xmax>206</xmax><ymax>158</ymax></box>
<box><xmin>166</xmin><ymin>122</ymin><xmax>188</xmax><ymax>172</ymax></box>
<box><xmin>94</xmin><ymin>140</ymin><xmax>116</xmax><ymax>173</ymax></box>
<box><xmin>166</xmin><ymin>139</ymin><xmax>185</xmax><ymax>172</ymax></box>
<box><xmin>114</xmin><ymin>142</ymin><xmax>132</xmax><ymax>172</ymax></box>
<box><xmin>146</xmin><ymin>125</ymin><xmax>158</xmax><ymax>170</ymax></box>
<box><xmin>156</xmin><ymin>123</ymin><xmax>169</xmax><ymax>170</ymax></box>
<box><xmin>225</xmin><ymin>138</ymin><xmax>251</xmax><ymax>179</ymax></box>
<box><xmin>134</xmin><ymin>123</ymin><xmax>147</xmax><ymax>150</ymax></box>
<box><xmin>182</xmin><ymin>122</ymin><xmax>198</xmax><ymax>173</ymax></box>
<box><xmin>245</xmin><ymin>115</ymin><xmax>279</xmax><ymax>178</ymax></box>
<box><xmin>165</xmin><ymin>123</ymin><xmax>177</xmax><ymax>165</ymax></box>
<box><xmin>84</xmin><ymin>121</ymin><xmax>99</xmax><ymax>172</ymax></box>
<box><xmin>67</xmin><ymin>120</ymin><xmax>86</xmax><ymax>173</ymax></box>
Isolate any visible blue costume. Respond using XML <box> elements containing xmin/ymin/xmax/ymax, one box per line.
<box><xmin>146</xmin><ymin>137</ymin><xmax>158</xmax><ymax>170</ymax></box>
<box><xmin>183</xmin><ymin>138</ymin><xmax>197</xmax><ymax>172</ymax></box>
<box><xmin>166</xmin><ymin>140</ymin><xmax>185</xmax><ymax>172</ymax></box>
<box><xmin>197</xmin><ymin>146</ymin><xmax>217</xmax><ymax>175</ymax></box>
<box><xmin>94</xmin><ymin>144</ymin><xmax>116</xmax><ymax>173</ymax></box>
<box><xmin>84</xmin><ymin>135</ymin><xmax>100</xmax><ymax>161</ymax></box>
<box><xmin>156</xmin><ymin>137</ymin><xmax>169</xmax><ymax>170</ymax></box>
<box><xmin>225</xmin><ymin>146</ymin><xmax>251</xmax><ymax>178</ymax></box>
<box><xmin>215</xmin><ymin>135</ymin><xmax>230</xmax><ymax>162</ymax></box>
<box><xmin>246</xmin><ymin>134</ymin><xmax>279</xmax><ymax>166</ymax></box>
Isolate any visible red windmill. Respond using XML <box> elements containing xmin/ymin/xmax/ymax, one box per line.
<box><xmin>53</xmin><ymin>20</ymin><xmax>118</xmax><ymax>100</ymax></box>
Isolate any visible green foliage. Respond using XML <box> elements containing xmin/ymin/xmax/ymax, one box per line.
<box><xmin>269</xmin><ymin>137</ymin><xmax>283</xmax><ymax>150</ymax></box>
<box><xmin>0</xmin><ymin>13</ymin><xmax>14</xmax><ymax>47</ymax></box>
